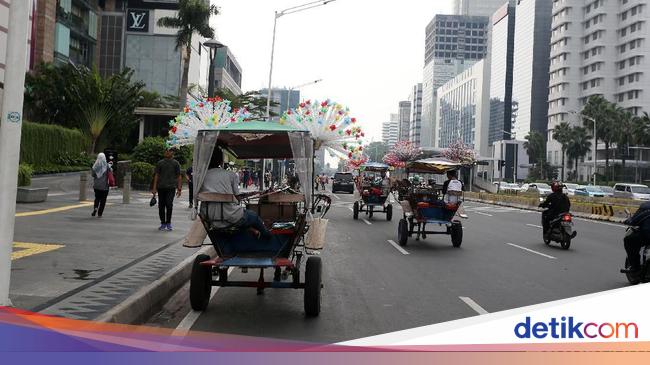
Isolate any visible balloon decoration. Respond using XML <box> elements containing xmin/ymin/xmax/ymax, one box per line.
<box><xmin>280</xmin><ymin>99</ymin><xmax>364</xmax><ymax>159</ymax></box>
<box><xmin>442</xmin><ymin>140</ymin><xmax>478</xmax><ymax>165</ymax></box>
<box><xmin>383</xmin><ymin>141</ymin><xmax>421</xmax><ymax>168</ymax></box>
<box><xmin>166</xmin><ymin>97</ymin><xmax>252</xmax><ymax>147</ymax></box>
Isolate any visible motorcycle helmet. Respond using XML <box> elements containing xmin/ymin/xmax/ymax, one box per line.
<box><xmin>551</xmin><ymin>181</ymin><xmax>562</xmax><ymax>193</ymax></box>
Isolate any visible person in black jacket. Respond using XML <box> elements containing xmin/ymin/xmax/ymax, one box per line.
<box><xmin>539</xmin><ymin>182</ymin><xmax>571</xmax><ymax>236</ymax></box>
<box><xmin>624</xmin><ymin>201</ymin><xmax>650</xmax><ymax>274</ymax></box>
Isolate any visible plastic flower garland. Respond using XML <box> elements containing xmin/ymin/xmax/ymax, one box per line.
<box><xmin>442</xmin><ymin>140</ymin><xmax>478</xmax><ymax>165</ymax></box>
<box><xmin>383</xmin><ymin>141</ymin><xmax>421</xmax><ymax>168</ymax></box>
<box><xmin>166</xmin><ymin>97</ymin><xmax>252</xmax><ymax>147</ymax></box>
<box><xmin>280</xmin><ymin>99</ymin><xmax>364</xmax><ymax>159</ymax></box>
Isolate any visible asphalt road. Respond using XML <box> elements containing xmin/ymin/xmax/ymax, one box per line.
<box><xmin>146</xmin><ymin>188</ymin><xmax>630</xmax><ymax>344</ymax></box>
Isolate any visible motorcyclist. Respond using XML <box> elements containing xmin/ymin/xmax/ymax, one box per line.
<box><xmin>623</xmin><ymin>202</ymin><xmax>650</xmax><ymax>275</ymax></box>
<box><xmin>539</xmin><ymin>181</ymin><xmax>571</xmax><ymax>237</ymax></box>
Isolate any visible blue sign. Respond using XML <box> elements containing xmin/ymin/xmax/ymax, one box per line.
<box><xmin>7</xmin><ymin>111</ymin><xmax>21</xmax><ymax>123</ymax></box>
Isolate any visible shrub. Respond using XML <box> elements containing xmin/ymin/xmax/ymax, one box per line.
<box><xmin>20</xmin><ymin>122</ymin><xmax>88</xmax><ymax>165</ymax></box>
<box><xmin>55</xmin><ymin>151</ymin><xmax>93</xmax><ymax>167</ymax></box>
<box><xmin>31</xmin><ymin>165</ymin><xmax>89</xmax><ymax>175</ymax></box>
<box><xmin>132</xmin><ymin>137</ymin><xmax>192</xmax><ymax>166</ymax></box>
<box><xmin>131</xmin><ymin>162</ymin><xmax>155</xmax><ymax>187</ymax></box>
<box><xmin>18</xmin><ymin>164</ymin><xmax>33</xmax><ymax>187</ymax></box>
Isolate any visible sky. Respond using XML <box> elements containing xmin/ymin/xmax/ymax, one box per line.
<box><xmin>210</xmin><ymin>0</ymin><xmax>452</xmax><ymax>142</ymax></box>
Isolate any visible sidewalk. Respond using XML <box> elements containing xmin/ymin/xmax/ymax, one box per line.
<box><xmin>10</xmin><ymin>174</ymin><xmax>198</xmax><ymax>320</ymax></box>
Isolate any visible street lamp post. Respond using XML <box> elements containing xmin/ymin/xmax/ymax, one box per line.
<box><xmin>0</xmin><ymin>0</ymin><xmax>31</xmax><ymax>306</ymax></box>
<box><xmin>203</xmin><ymin>39</ymin><xmax>225</xmax><ymax>99</ymax></box>
<box><xmin>265</xmin><ymin>0</ymin><xmax>335</xmax><ymax>119</ymax></box>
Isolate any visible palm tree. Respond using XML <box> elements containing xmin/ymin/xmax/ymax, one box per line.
<box><xmin>82</xmin><ymin>104</ymin><xmax>113</xmax><ymax>153</ymax></box>
<box><xmin>566</xmin><ymin>126</ymin><xmax>592</xmax><ymax>181</ymax></box>
<box><xmin>581</xmin><ymin>95</ymin><xmax>618</xmax><ymax>182</ymax></box>
<box><xmin>524</xmin><ymin>130</ymin><xmax>546</xmax><ymax>178</ymax></box>
<box><xmin>631</xmin><ymin>113</ymin><xmax>650</xmax><ymax>182</ymax></box>
<box><xmin>615</xmin><ymin>107</ymin><xmax>638</xmax><ymax>176</ymax></box>
<box><xmin>157</xmin><ymin>0</ymin><xmax>219</xmax><ymax>108</ymax></box>
<box><xmin>552</xmin><ymin>122</ymin><xmax>572</xmax><ymax>181</ymax></box>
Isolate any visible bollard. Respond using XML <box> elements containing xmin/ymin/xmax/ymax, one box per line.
<box><xmin>79</xmin><ymin>172</ymin><xmax>88</xmax><ymax>202</ymax></box>
<box><xmin>123</xmin><ymin>172</ymin><xmax>131</xmax><ymax>204</ymax></box>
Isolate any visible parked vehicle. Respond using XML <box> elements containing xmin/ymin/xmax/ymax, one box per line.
<box><xmin>613</xmin><ymin>183</ymin><xmax>650</xmax><ymax>201</ymax></box>
<box><xmin>332</xmin><ymin>172</ymin><xmax>355</xmax><ymax>194</ymax></box>
<box><xmin>527</xmin><ymin>183</ymin><xmax>552</xmax><ymax>197</ymax></box>
<box><xmin>563</xmin><ymin>183</ymin><xmax>580</xmax><ymax>196</ymax></box>
<box><xmin>574</xmin><ymin>185</ymin><xmax>606</xmax><ymax>198</ymax></box>
<box><xmin>598</xmin><ymin>186</ymin><xmax>615</xmax><ymax>197</ymax></box>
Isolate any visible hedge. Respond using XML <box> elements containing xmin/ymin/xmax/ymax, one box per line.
<box><xmin>18</xmin><ymin>164</ymin><xmax>33</xmax><ymax>187</ymax></box>
<box><xmin>20</xmin><ymin>121</ymin><xmax>89</xmax><ymax>166</ymax></box>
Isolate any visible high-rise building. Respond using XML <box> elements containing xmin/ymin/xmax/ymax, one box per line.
<box><xmin>547</xmin><ymin>0</ymin><xmax>650</xmax><ymax>181</ymax></box>
<box><xmin>453</xmin><ymin>0</ymin><xmax>511</xmax><ymax>17</ymax></box>
<box><xmin>398</xmin><ymin>101</ymin><xmax>412</xmax><ymax>142</ymax></box>
<box><xmin>436</xmin><ymin>59</ymin><xmax>491</xmax><ymax>157</ymax></box>
<box><xmin>212</xmin><ymin>46</ymin><xmax>242</xmax><ymax>95</ymax></box>
<box><xmin>259</xmin><ymin>88</ymin><xmax>301</xmax><ymax>120</ymax></box>
<box><xmin>487</xmin><ymin>2</ymin><xmax>516</xmax><ymax>146</ymax></box>
<box><xmin>511</xmin><ymin>0</ymin><xmax>553</xmax><ymax>142</ymax></box>
<box><xmin>422</xmin><ymin>14</ymin><xmax>490</xmax><ymax>148</ymax></box>
<box><xmin>382</xmin><ymin>113</ymin><xmax>399</xmax><ymax>146</ymax></box>
<box><xmin>409</xmin><ymin>83</ymin><xmax>423</xmax><ymax>146</ymax></box>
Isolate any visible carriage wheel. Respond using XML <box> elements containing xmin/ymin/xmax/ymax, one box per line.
<box><xmin>304</xmin><ymin>256</ymin><xmax>322</xmax><ymax>317</ymax></box>
<box><xmin>190</xmin><ymin>254</ymin><xmax>212</xmax><ymax>311</ymax></box>
<box><xmin>353</xmin><ymin>201</ymin><xmax>359</xmax><ymax>220</ymax></box>
<box><xmin>398</xmin><ymin>219</ymin><xmax>409</xmax><ymax>246</ymax></box>
<box><xmin>386</xmin><ymin>204</ymin><xmax>393</xmax><ymax>221</ymax></box>
<box><xmin>451</xmin><ymin>223</ymin><xmax>463</xmax><ymax>248</ymax></box>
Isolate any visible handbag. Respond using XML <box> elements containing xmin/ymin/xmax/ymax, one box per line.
<box><xmin>149</xmin><ymin>195</ymin><xmax>157</xmax><ymax>207</ymax></box>
<box><xmin>107</xmin><ymin>170</ymin><xmax>116</xmax><ymax>187</ymax></box>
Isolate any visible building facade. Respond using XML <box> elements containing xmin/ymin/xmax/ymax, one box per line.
<box><xmin>382</xmin><ymin>113</ymin><xmax>399</xmax><ymax>146</ymax></box>
<box><xmin>398</xmin><ymin>100</ymin><xmax>412</xmax><ymax>142</ymax></box>
<box><xmin>213</xmin><ymin>46</ymin><xmax>242</xmax><ymax>95</ymax></box>
<box><xmin>422</xmin><ymin>14</ymin><xmax>490</xmax><ymax>148</ymax></box>
<box><xmin>487</xmin><ymin>2</ymin><xmax>516</xmax><ymax>146</ymax></box>
<box><xmin>260</xmin><ymin>88</ymin><xmax>300</xmax><ymax>120</ymax></box>
<box><xmin>547</xmin><ymin>0</ymin><xmax>650</xmax><ymax>180</ymax></box>
<box><xmin>453</xmin><ymin>0</ymin><xmax>511</xmax><ymax>17</ymax></box>
<box><xmin>408</xmin><ymin>83</ymin><xmax>423</xmax><ymax>146</ymax></box>
<box><xmin>436</xmin><ymin>59</ymin><xmax>491</xmax><ymax>157</ymax></box>
<box><xmin>511</xmin><ymin>0</ymin><xmax>553</xmax><ymax>141</ymax></box>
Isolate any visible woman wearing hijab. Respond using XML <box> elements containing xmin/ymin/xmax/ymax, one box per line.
<box><xmin>91</xmin><ymin>153</ymin><xmax>111</xmax><ymax>217</ymax></box>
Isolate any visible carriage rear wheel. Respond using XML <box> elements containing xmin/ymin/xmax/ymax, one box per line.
<box><xmin>386</xmin><ymin>204</ymin><xmax>393</xmax><ymax>221</ymax></box>
<box><xmin>398</xmin><ymin>219</ymin><xmax>409</xmax><ymax>246</ymax></box>
<box><xmin>190</xmin><ymin>254</ymin><xmax>212</xmax><ymax>311</ymax></box>
<box><xmin>304</xmin><ymin>256</ymin><xmax>322</xmax><ymax>317</ymax></box>
<box><xmin>353</xmin><ymin>201</ymin><xmax>359</xmax><ymax>220</ymax></box>
<box><xmin>451</xmin><ymin>223</ymin><xmax>463</xmax><ymax>248</ymax></box>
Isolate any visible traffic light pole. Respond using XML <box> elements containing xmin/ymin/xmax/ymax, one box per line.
<box><xmin>0</xmin><ymin>0</ymin><xmax>31</xmax><ymax>306</ymax></box>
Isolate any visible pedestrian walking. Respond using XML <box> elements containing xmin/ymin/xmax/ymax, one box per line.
<box><xmin>91</xmin><ymin>153</ymin><xmax>111</xmax><ymax>218</ymax></box>
<box><xmin>186</xmin><ymin>165</ymin><xmax>194</xmax><ymax>209</ymax></box>
<box><xmin>151</xmin><ymin>148</ymin><xmax>182</xmax><ymax>231</ymax></box>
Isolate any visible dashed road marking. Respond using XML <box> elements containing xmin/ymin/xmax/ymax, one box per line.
<box><xmin>362</xmin><ymin>218</ymin><xmax>372</xmax><ymax>225</ymax></box>
<box><xmin>505</xmin><ymin>242</ymin><xmax>556</xmax><ymax>260</ymax></box>
<box><xmin>526</xmin><ymin>224</ymin><xmax>543</xmax><ymax>229</ymax></box>
<box><xmin>474</xmin><ymin>211</ymin><xmax>493</xmax><ymax>217</ymax></box>
<box><xmin>459</xmin><ymin>296</ymin><xmax>489</xmax><ymax>315</ymax></box>
<box><xmin>12</xmin><ymin>242</ymin><xmax>65</xmax><ymax>260</ymax></box>
<box><xmin>387</xmin><ymin>240</ymin><xmax>409</xmax><ymax>255</ymax></box>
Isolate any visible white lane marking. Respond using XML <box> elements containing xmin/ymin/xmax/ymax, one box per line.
<box><xmin>331</xmin><ymin>193</ymin><xmax>340</xmax><ymax>200</ymax></box>
<box><xmin>474</xmin><ymin>211</ymin><xmax>493</xmax><ymax>217</ymax></box>
<box><xmin>347</xmin><ymin>207</ymin><xmax>354</xmax><ymax>212</ymax></box>
<box><xmin>526</xmin><ymin>224</ymin><xmax>543</xmax><ymax>229</ymax></box>
<box><xmin>505</xmin><ymin>242</ymin><xmax>556</xmax><ymax>260</ymax></box>
<box><xmin>362</xmin><ymin>218</ymin><xmax>372</xmax><ymax>225</ymax></box>
<box><xmin>387</xmin><ymin>240</ymin><xmax>409</xmax><ymax>255</ymax></box>
<box><xmin>459</xmin><ymin>296</ymin><xmax>489</xmax><ymax>315</ymax></box>
<box><xmin>172</xmin><ymin>267</ymin><xmax>234</xmax><ymax>336</ymax></box>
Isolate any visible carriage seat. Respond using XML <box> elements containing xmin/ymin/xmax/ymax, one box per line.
<box><xmin>197</xmin><ymin>192</ymin><xmax>245</xmax><ymax>234</ymax></box>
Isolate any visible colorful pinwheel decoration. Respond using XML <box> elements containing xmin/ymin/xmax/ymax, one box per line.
<box><xmin>166</xmin><ymin>97</ymin><xmax>252</xmax><ymax>147</ymax></box>
<box><xmin>280</xmin><ymin>99</ymin><xmax>364</xmax><ymax>159</ymax></box>
<box><xmin>346</xmin><ymin>155</ymin><xmax>369</xmax><ymax>170</ymax></box>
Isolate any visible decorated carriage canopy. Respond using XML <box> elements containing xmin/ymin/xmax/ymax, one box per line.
<box><xmin>360</xmin><ymin>162</ymin><xmax>390</xmax><ymax>172</ymax></box>
<box><xmin>406</xmin><ymin>158</ymin><xmax>466</xmax><ymax>175</ymax></box>
<box><xmin>191</xmin><ymin>121</ymin><xmax>314</xmax><ymax>209</ymax></box>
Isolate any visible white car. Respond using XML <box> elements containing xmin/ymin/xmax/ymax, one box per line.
<box><xmin>528</xmin><ymin>183</ymin><xmax>552</xmax><ymax>197</ymax></box>
<box><xmin>613</xmin><ymin>183</ymin><xmax>650</xmax><ymax>201</ymax></box>
<box><xmin>563</xmin><ymin>183</ymin><xmax>580</xmax><ymax>196</ymax></box>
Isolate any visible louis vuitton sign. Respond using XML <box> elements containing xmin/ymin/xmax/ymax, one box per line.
<box><xmin>127</xmin><ymin>9</ymin><xmax>150</xmax><ymax>32</ymax></box>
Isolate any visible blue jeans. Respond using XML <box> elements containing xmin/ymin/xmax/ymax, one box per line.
<box><xmin>242</xmin><ymin>210</ymin><xmax>271</xmax><ymax>238</ymax></box>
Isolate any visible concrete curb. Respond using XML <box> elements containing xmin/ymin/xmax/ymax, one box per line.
<box><xmin>96</xmin><ymin>245</ymin><xmax>216</xmax><ymax>324</ymax></box>
<box><xmin>465</xmin><ymin>198</ymin><xmax>626</xmax><ymax>224</ymax></box>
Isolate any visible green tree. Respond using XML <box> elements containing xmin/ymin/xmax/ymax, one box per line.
<box><xmin>552</xmin><ymin>122</ymin><xmax>572</xmax><ymax>181</ymax></box>
<box><xmin>581</xmin><ymin>95</ymin><xmax>619</xmax><ymax>182</ymax></box>
<box><xmin>364</xmin><ymin>142</ymin><xmax>390</xmax><ymax>163</ymax></box>
<box><xmin>524</xmin><ymin>130</ymin><xmax>547</xmax><ymax>180</ymax></box>
<box><xmin>157</xmin><ymin>0</ymin><xmax>219</xmax><ymax>108</ymax></box>
<box><xmin>82</xmin><ymin>105</ymin><xmax>113</xmax><ymax>153</ymax></box>
<box><xmin>215</xmin><ymin>89</ymin><xmax>279</xmax><ymax>119</ymax></box>
<box><xmin>566</xmin><ymin>126</ymin><xmax>592</xmax><ymax>181</ymax></box>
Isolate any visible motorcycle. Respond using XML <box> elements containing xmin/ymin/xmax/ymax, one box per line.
<box><xmin>541</xmin><ymin>211</ymin><xmax>576</xmax><ymax>250</ymax></box>
<box><xmin>620</xmin><ymin>209</ymin><xmax>650</xmax><ymax>284</ymax></box>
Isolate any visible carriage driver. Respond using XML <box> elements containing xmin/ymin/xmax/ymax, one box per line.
<box><xmin>199</xmin><ymin>148</ymin><xmax>271</xmax><ymax>239</ymax></box>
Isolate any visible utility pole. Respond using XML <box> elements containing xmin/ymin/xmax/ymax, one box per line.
<box><xmin>0</xmin><ymin>0</ymin><xmax>31</xmax><ymax>306</ymax></box>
